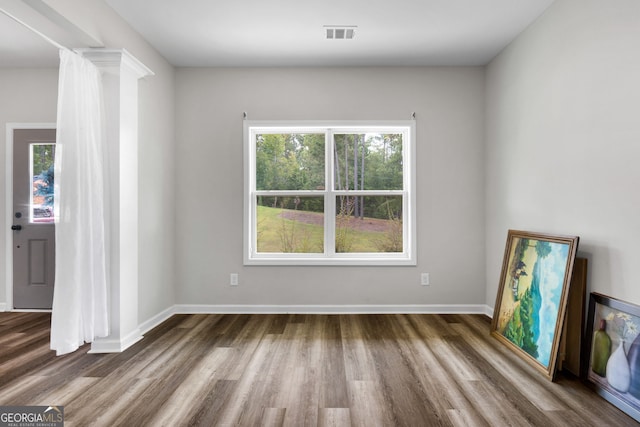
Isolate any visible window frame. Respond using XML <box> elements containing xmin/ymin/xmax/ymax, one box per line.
<box><xmin>244</xmin><ymin>120</ymin><xmax>416</xmax><ymax>266</ymax></box>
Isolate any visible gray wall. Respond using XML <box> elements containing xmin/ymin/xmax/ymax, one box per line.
<box><xmin>485</xmin><ymin>0</ymin><xmax>640</xmax><ymax>306</ymax></box>
<box><xmin>0</xmin><ymin>68</ymin><xmax>59</xmax><ymax>307</ymax></box>
<box><xmin>9</xmin><ymin>0</ymin><xmax>637</xmax><ymax>322</ymax></box>
<box><xmin>0</xmin><ymin>0</ymin><xmax>176</xmax><ymax>323</ymax></box>
<box><xmin>175</xmin><ymin>67</ymin><xmax>486</xmax><ymax>306</ymax></box>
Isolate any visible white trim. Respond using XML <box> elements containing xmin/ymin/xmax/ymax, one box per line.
<box><xmin>173</xmin><ymin>304</ymin><xmax>489</xmax><ymax>315</ymax></box>
<box><xmin>133</xmin><ymin>304</ymin><xmax>492</xmax><ymax>353</ymax></box>
<box><xmin>0</xmin><ymin>303</ymin><xmax>493</xmax><ymax>352</ymax></box>
<box><xmin>75</xmin><ymin>48</ymin><xmax>154</xmax><ymax>78</ymax></box>
<box><xmin>89</xmin><ymin>328</ymin><xmax>143</xmax><ymax>354</ymax></box>
<box><xmin>60</xmin><ymin>303</ymin><xmax>493</xmax><ymax>353</ymax></box>
<box><xmin>4</xmin><ymin>123</ymin><xmax>56</xmax><ymax>311</ymax></box>
<box><xmin>138</xmin><ymin>305</ymin><xmax>176</xmax><ymax>335</ymax></box>
<box><xmin>484</xmin><ymin>305</ymin><xmax>494</xmax><ymax>318</ymax></box>
<box><xmin>139</xmin><ymin>303</ymin><xmax>491</xmax><ymax>333</ymax></box>
<box><xmin>89</xmin><ymin>304</ymin><xmax>176</xmax><ymax>354</ymax></box>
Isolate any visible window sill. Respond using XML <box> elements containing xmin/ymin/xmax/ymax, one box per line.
<box><xmin>244</xmin><ymin>254</ymin><xmax>416</xmax><ymax>266</ymax></box>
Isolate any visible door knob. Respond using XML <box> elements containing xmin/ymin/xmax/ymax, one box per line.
<box><xmin>11</xmin><ymin>225</ymin><xmax>22</xmax><ymax>231</ymax></box>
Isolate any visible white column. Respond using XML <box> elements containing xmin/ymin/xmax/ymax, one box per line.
<box><xmin>78</xmin><ymin>48</ymin><xmax>153</xmax><ymax>353</ymax></box>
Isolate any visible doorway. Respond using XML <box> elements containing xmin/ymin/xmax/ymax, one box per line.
<box><xmin>8</xmin><ymin>126</ymin><xmax>56</xmax><ymax>309</ymax></box>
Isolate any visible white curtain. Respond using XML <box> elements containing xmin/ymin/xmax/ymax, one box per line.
<box><xmin>50</xmin><ymin>49</ymin><xmax>109</xmax><ymax>356</ymax></box>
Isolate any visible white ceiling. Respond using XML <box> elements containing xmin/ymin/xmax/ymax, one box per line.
<box><xmin>1</xmin><ymin>0</ymin><xmax>556</xmax><ymax>68</ymax></box>
<box><xmin>104</xmin><ymin>0</ymin><xmax>556</xmax><ymax>67</ymax></box>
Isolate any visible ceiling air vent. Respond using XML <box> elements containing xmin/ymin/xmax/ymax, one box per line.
<box><xmin>324</xmin><ymin>26</ymin><xmax>356</xmax><ymax>40</ymax></box>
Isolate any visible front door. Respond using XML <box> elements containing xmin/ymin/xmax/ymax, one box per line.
<box><xmin>12</xmin><ymin>128</ymin><xmax>56</xmax><ymax>309</ymax></box>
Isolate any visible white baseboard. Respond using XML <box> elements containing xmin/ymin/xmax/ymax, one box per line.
<box><xmin>93</xmin><ymin>304</ymin><xmax>493</xmax><ymax>353</ymax></box>
<box><xmin>138</xmin><ymin>305</ymin><xmax>176</xmax><ymax>335</ymax></box>
<box><xmin>173</xmin><ymin>304</ymin><xmax>491</xmax><ymax>315</ymax></box>
<box><xmin>0</xmin><ymin>304</ymin><xmax>53</xmax><ymax>313</ymax></box>
<box><xmin>88</xmin><ymin>329</ymin><xmax>143</xmax><ymax>354</ymax></box>
<box><xmin>484</xmin><ymin>305</ymin><xmax>494</xmax><ymax>318</ymax></box>
<box><xmin>3</xmin><ymin>303</ymin><xmax>493</xmax><ymax>354</ymax></box>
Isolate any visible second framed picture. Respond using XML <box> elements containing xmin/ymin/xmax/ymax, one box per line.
<box><xmin>491</xmin><ymin>230</ymin><xmax>579</xmax><ymax>380</ymax></box>
<box><xmin>582</xmin><ymin>293</ymin><xmax>640</xmax><ymax>422</ymax></box>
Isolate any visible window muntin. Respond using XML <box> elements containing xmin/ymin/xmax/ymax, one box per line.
<box><xmin>245</xmin><ymin>121</ymin><xmax>415</xmax><ymax>265</ymax></box>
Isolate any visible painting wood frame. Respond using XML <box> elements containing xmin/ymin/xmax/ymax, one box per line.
<box><xmin>491</xmin><ymin>230</ymin><xmax>579</xmax><ymax>380</ymax></box>
<box><xmin>582</xmin><ymin>293</ymin><xmax>640</xmax><ymax>423</ymax></box>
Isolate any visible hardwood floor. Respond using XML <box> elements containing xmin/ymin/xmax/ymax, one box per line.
<box><xmin>0</xmin><ymin>311</ymin><xmax>637</xmax><ymax>426</ymax></box>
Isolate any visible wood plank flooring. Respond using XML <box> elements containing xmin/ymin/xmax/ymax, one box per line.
<box><xmin>0</xmin><ymin>312</ymin><xmax>637</xmax><ymax>426</ymax></box>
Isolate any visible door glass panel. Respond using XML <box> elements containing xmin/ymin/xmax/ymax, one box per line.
<box><xmin>30</xmin><ymin>143</ymin><xmax>56</xmax><ymax>223</ymax></box>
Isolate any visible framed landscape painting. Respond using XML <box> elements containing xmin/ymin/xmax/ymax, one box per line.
<box><xmin>491</xmin><ymin>230</ymin><xmax>579</xmax><ymax>380</ymax></box>
<box><xmin>583</xmin><ymin>293</ymin><xmax>640</xmax><ymax>422</ymax></box>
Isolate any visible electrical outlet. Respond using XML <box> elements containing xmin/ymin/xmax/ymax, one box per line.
<box><xmin>230</xmin><ymin>273</ymin><xmax>239</xmax><ymax>286</ymax></box>
<box><xmin>421</xmin><ymin>273</ymin><xmax>430</xmax><ymax>286</ymax></box>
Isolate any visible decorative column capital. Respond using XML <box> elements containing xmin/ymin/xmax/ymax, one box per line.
<box><xmin>74</xmin><ymin>48</ymin><xmax>154</xmax><ymax>79</ymax></box>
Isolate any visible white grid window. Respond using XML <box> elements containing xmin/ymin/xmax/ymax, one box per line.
<box><xmin>244</xmin><ymin>121</ymin><xmax>416</xmax><ymax>265</ymax></box>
